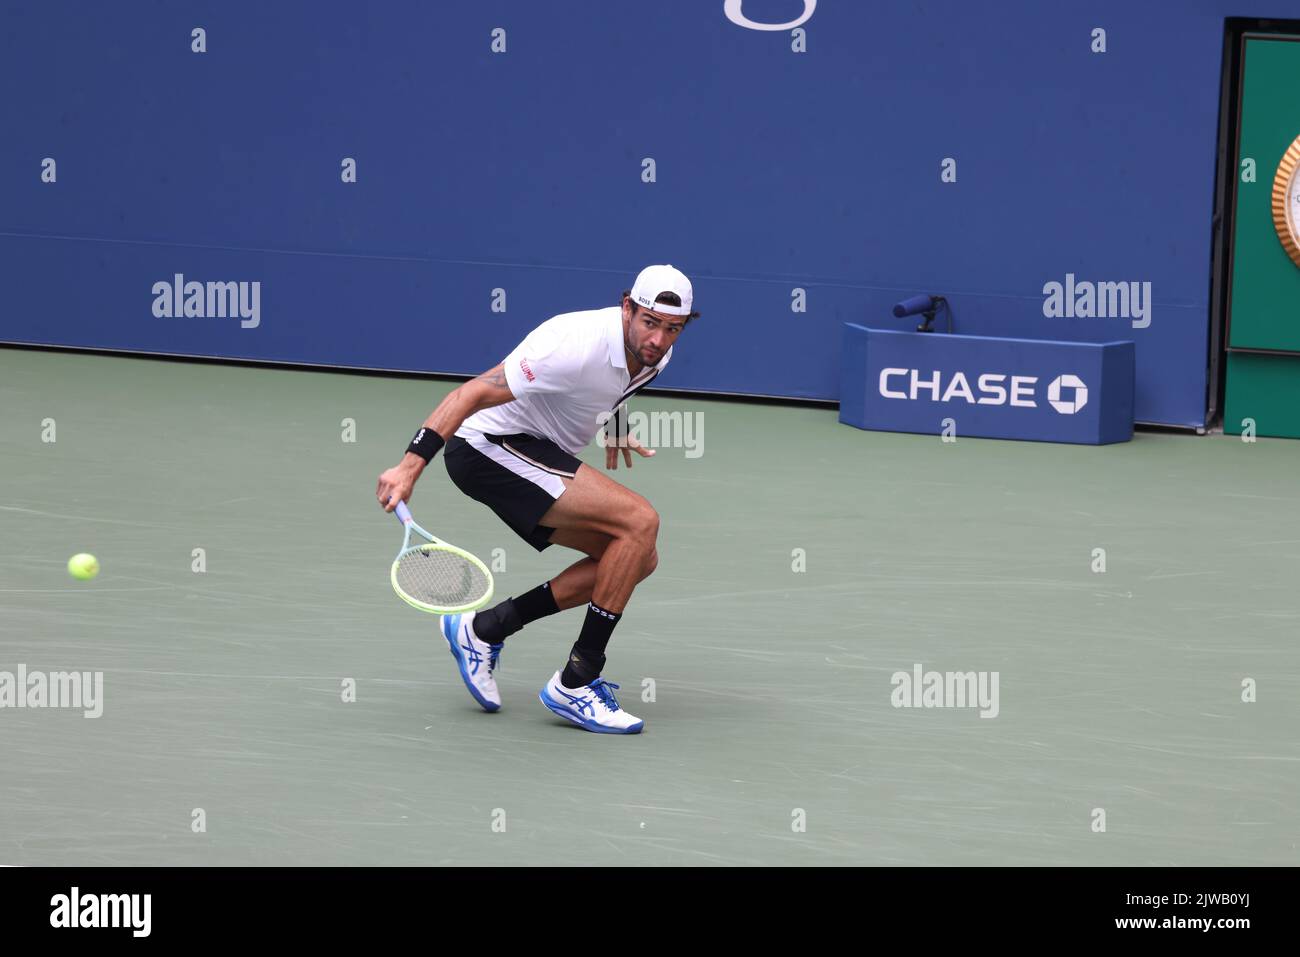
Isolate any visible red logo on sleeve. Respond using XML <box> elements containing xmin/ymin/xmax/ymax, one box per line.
<box><xmin>519</xmin><ymin>357</ymin><xmax>536</xmax><ymax>382</ymax></box>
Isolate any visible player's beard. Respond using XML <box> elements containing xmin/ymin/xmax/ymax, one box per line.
<box><xmin>626</xmin><ymin>334</ymin><xmax>660</xmax><ymax>368</ymax></box>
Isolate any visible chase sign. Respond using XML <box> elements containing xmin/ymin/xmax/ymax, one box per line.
<box><xmin>840</xmin><ymin>325</ymin><xmax>1134</xmax><ymax>444</ymax></box>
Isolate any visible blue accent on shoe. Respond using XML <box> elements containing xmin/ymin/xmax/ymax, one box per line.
<box><xmin>440</xmin><ymin>614</ymin><xmax>500</xmax><ymax>713</ymax></box>
<box><xmin>552</xmin><ymin>683</ymin><xmax>597</xmax><ymax>717</ymax></box>
<box><xmin>461</xmin><ymin>637</ymin><xmax>484</xmax><ymax>675</ymax></box>
<box><xmin>588</xmin><ymin>678</ymin><xmax>621</xmax><ymax>712</ymax></box>
<box><xmin>538</xmin><ymin>682</ymin><xmax>643</xmax><ymax>735</ymax></box>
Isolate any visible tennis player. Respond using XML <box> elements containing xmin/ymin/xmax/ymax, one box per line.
<box><xmin>375</xmin><ymin>265</ymin><xmax>697</xmax><ymax>734</ymax></box>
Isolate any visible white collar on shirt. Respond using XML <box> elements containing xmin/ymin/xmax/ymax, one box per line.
<box><xmin>606</xmin><ymin>308</ymin><xmax>629</xmax><ymax>371</ymax></box>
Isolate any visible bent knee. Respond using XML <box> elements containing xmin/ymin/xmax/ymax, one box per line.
<box><xmin>641</xmin><ymin>547</ymin><xmax>659</xmax><ymax>580</ymax></box>
<box><xmin>627</xmin><ymin>502</ymin><xmax>660</xmax><ymax>543</ymax></box>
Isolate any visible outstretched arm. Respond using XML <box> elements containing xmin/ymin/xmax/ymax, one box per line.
<box><xmin>376</xmin><ymin>363</ymin><xmax>516</xmax><ymax>511</ymax></box>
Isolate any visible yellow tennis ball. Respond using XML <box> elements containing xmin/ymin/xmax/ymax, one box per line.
<box><xmin>68</xmin><ymin>553</ymin><xmax>100</xmax><ymax>581</ymax></box>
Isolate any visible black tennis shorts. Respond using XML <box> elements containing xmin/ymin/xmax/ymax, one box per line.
<box><xmin>443</xmin><ymin>431</ymin><xmax>583</xmax><ymax>552</ymax></box>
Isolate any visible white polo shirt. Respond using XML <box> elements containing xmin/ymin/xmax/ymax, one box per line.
<box><xmin>457</xmin><ymin>306</ymin><xmax>672</xmax><ymax>455</ymax></box>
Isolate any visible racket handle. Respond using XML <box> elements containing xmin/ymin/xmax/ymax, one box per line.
<box><xmin>394</xmin><ymin>501</ymin><xmax>413</xmax><ymax>526</ymax></box>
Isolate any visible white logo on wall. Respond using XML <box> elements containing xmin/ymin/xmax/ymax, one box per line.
<box><xmin>879</xmin><ymin>369</ymin><xmax>1038</xmax><ymax>407</ymax></box>
<box><xmin>879</xmin><ymin>368</ymin><xmax>1089</xmax><ymax>415</ymax></box>
<box><xmin>724</xmin><ymin>0</ymin><xmax>816</xmax><ymax>31</ymax></box>
<box><xmin>1047</xmin><ymin>374</ymin><xmax>1088</xmax><ymax>415</ymax></box>
<box><xmin>151</xmin><ymin>273</ymin><xmax>261</xmax><ymax>329</ymax></box>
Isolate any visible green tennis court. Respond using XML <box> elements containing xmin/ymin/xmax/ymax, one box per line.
<box><xmin>1</xmin><ymin>347</ymin><xmax>1297</xmax><ymax>866</ymax></box>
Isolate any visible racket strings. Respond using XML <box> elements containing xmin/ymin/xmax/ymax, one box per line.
<box><xmin>395</xmin><ymin>546</ymin><xmax>491</xmax><ymax>607</ymax></box>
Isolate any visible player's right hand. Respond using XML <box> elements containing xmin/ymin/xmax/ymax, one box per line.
<box><xmin>605</xmin><ymin>433</ymin><xmax>655</xmax><ymax>470</ymax></box>
<box><xmin>376</xmin><ymin>462</ymin><xmax>418</xmax><ymax>511</ymax></box>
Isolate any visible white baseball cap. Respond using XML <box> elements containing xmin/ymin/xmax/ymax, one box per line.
<box><xmin>630</xmin><ymin>264</ymin><xmax>694</xmax><ymax>316</ymax></box>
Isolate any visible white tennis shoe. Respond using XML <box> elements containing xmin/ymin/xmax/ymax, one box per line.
<box><xmin>538</xmin><ymin>671</ymin><xmax>644</xmax><ymax>734</ymax></box>
<box><xmin>440</xmin><ymin>611</ymin><xmax>503</xmax><ymax>712</ymax></box>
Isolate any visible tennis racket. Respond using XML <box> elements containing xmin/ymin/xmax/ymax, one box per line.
<box><xmin>388</xmin><ymin>500</ymin><xmax>494</xmax><ymax>615</ymax></box>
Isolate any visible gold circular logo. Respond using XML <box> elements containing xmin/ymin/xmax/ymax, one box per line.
<box><xmin>1271</xmin><ymin>134</ymin><xmax>1300</xmax><ymax>268</ymax></box>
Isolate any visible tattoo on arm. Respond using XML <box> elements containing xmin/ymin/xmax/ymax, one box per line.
<box><xmin>474</xmin><ymin>366</ymin><xmax>508</xmax><ymax>389</ymax></box>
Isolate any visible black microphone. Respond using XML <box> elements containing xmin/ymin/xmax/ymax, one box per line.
<box><xmin>892</xmin><ymin>294</ymin><xmax>939</xmax><ymax>318</ymax></box>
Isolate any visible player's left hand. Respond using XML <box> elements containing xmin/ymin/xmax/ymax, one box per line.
<box><xmin>606</xmin><ymin>434</ymin><xmax>655</xmax><ymax>470</ymax></box>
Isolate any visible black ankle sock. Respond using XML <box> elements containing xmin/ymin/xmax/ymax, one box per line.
<box><xmin>470</xmin><ymin>600</ymin><xmax>521</xmax><ymax>644</ymax></box>
<box><xmin>561</xmin><ymin>602</ymin><xmax>620</xmax><ymax>687</ymax></box>
<box><xmin>561</xmin><ymin>648</ymin><xmax>606</xmax><ymax>689</ymax></box>
<box><xmin>514</xmin><ymin>582</ymin><xmax>560</xmax><ymax>627</ymax></box>
<box><xmin>472</xmin><ymin>582</ymin><xmax>561</xmax><ymax>644</ymax></box>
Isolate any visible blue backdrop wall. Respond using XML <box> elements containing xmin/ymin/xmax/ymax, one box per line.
<box><xmin>3</xmin><ymin>0</ymin><xmax>1296</xmax><ymax>427</ymax></box>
